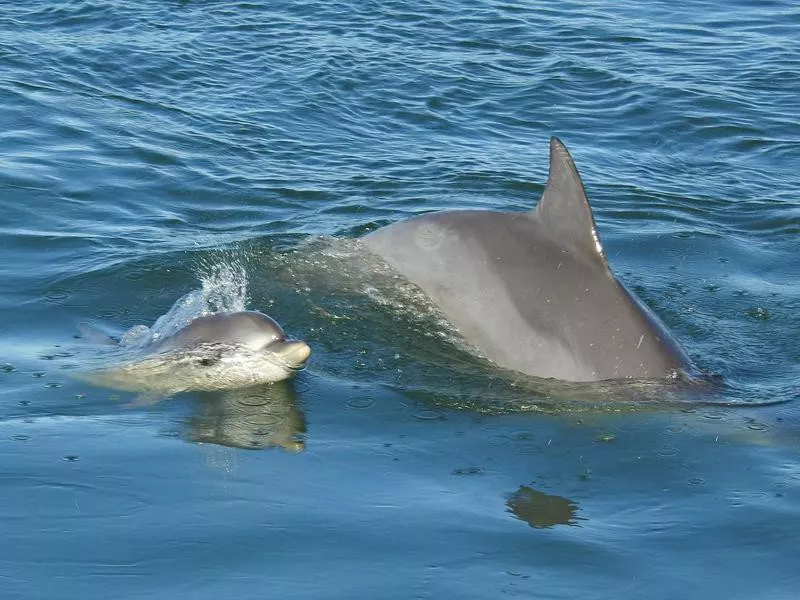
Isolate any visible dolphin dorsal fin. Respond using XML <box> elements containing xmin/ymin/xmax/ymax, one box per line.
<box><xmin>535</xmin><ymin>137</ymin><xmax>608</xmax><ymax>269</ymax></box>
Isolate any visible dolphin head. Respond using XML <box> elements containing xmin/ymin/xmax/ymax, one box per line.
<box><xmin>264</xmin><ymin>338</ymin><xmax>312</xmax><ymax>369</ymax></box>
<box><xmin>82</xmin><ymin>310</ymin><xmax>311</xmax><ymax>394</ymax></box>
<box><xmin>155</xmin><ymin>311</ymin><xmax>311</xmax><ymax>370</ymax></box>
<box><xmin>213</xmin><ymin>311</ymin><xmax>311</xmax><ymax>370</ymax></box>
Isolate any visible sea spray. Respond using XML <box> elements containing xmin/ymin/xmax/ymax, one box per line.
<box><xmin>146</xmin><ymin>258</ymin><xmax>250</xmax><ymax>343</ymax></box>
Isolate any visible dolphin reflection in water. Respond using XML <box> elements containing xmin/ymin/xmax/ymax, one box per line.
<box><xmin>187</xmin><ymin>382</ymin><xmax>306</xmax><ymax>452</ymax></box>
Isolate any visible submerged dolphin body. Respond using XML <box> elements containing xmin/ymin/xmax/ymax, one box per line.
<box><xmin>363</xmin><ymin>137</ymin><xmax>691</xmax><ymax>382</ymax></box>
<box><xmin>82</xmin><ymin>311</ymin><xmax>311</xmax><ymax>394</ymax></box>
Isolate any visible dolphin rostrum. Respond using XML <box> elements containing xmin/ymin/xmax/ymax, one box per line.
<box><xmin>363</xmin><ymin>137</ymin><xmax>692</xmax><ymax>382</ymax></box>
<box><xmin>81</xmin><ymin>311</ymin><xmax>311</xmax><ymax>394</ymax></box>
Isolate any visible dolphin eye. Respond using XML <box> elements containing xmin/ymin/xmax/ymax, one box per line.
<box><xmin>198</xmin><ymin>357</ymin><xmax>218</xmax><ymax>367</ymax></box>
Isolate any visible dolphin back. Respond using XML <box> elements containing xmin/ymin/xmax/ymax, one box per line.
<box><xmin>364</xmin><ymin>137</ymin><xmax>691</xmax><ymax>382</ymax></box>
<box><xmin>153</xmin><ymin>311</ymin><xmax>285</xmax><ymax>352</ymax></box>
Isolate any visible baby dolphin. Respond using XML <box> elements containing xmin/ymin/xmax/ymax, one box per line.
<box><xmin>82</xmin><ymin>311</ymin><xmax>311</xmax><ymax>395</ymax></box>
<box><xmin>149</xmin><ymin>311</ymin><xmax>310</xmax><ymax>362</ymax></box>
<box><xmin>363</xmin><ymin>137</ymin><xmax>692</xmax><ymax>382</ymax></box>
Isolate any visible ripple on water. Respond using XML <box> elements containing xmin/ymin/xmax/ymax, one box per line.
<box><xmin>346</xmin><ymin>397</ymin><xmax>375</xmax><ymax>410</ymax></box>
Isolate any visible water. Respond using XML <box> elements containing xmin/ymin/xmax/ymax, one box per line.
<box><xmin>1</xmin><ymin>0</ymin><xmax>799</xmax><ymax>597</ymax></box>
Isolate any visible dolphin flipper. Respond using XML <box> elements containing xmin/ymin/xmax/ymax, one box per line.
<box><xmin>77</xmin><ymin>323</ymin><xmax>120</xmax><ymax>346</ymax></box>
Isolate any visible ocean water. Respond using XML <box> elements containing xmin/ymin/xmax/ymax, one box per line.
<box><xmin>1</xmin><ymin>1</ymin><xmax>799</xmax><ymax>598</ymax></box>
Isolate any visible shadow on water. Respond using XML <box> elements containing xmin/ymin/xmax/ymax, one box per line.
<box><xmin>506</xmin><ymin>485</ymin><xmax>584</xmax><ymax>529</ymax></box>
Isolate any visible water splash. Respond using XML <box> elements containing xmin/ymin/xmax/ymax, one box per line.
<box><xmin>195</xmin><ymin>258</ymin><xmax>249</xmax><ymax>314</ymax></box>
<box><xmin>145</xmin><ymin>259</ymin><xmax>249</xmax><ymax>343</ymax></box>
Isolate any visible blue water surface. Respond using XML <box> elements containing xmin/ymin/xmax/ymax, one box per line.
<box><xmin>1</xmin><ymin>1</ymin><xmax>799</xmax><ymax>598</ymax></box>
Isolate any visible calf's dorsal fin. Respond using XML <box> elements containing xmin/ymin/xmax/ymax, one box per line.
<box><xmin>534</xmin><ymin>137</ymin><xmax>608</xmax><ymax>269</ymax></box>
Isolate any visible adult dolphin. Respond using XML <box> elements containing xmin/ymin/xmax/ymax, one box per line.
<box><xmin>363</xmin><ymin>137</ymin><xmax>692</xmax><ymax>382</ymax></box>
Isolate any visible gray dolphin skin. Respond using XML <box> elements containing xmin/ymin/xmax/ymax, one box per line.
<box><xmin>149</xmin><ymin>311</ymin><xmax>310</xmax><ymax>360</ymax></box>
<box><xmin>363</xmin><ymin>137</ymin><xmax>691</xmax><ymax>382</ymax></box>
<box><xmin>83</xmin><ymin>311</ymin><xmax>311</xmax><ymax>394</ymax></box>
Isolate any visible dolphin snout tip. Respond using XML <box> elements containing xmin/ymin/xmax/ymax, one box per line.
<box><xmin>275</xmin><ymin>340</ymin><xmax>311</xmax><ymax>366</ymax></box>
